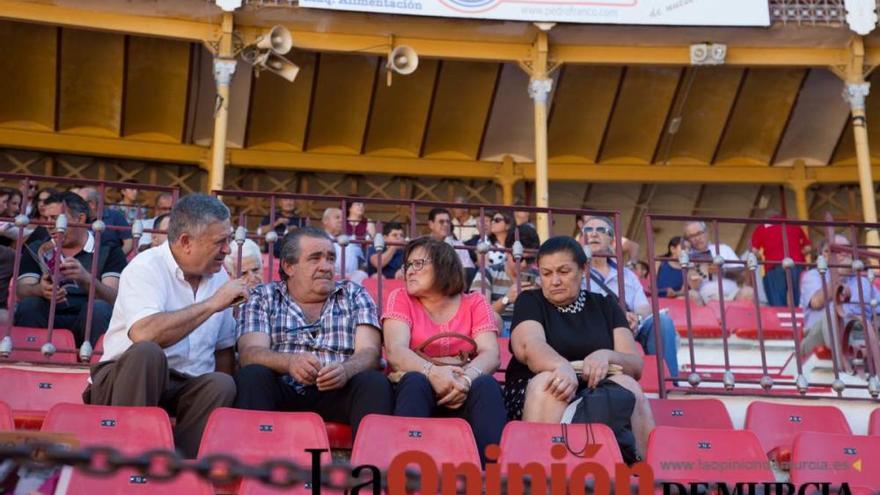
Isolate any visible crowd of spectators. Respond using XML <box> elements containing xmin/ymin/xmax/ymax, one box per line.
<box><xmin>0</xmin><ymin>181</ymin><xmax>876</xmax><ymax>462</ymax></box>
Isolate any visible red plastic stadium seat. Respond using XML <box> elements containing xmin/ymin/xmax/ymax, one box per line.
<box><xmin>498</xmin><ymin>421</ymin><xmax>623</xmax><ymax>475</ymax></box>
<box><xmin>639</xmin><ymin>355</ymin><xmax>671</xmax><ymax>394</ymax></box>
<box><xmin>647</xmin><ymin>426</ymin><xmax>774</xmax><ymax>485</ymax></box>
<box><xmin>0</xmin><ymin>367</ymin><xmax>87</xmax><ymax>429</ymax></box>
<box><xmin>199</xmin><ymin>408</ymin><xmax>331</xmax><ymax>494</ymax></box>
<box><xmin>659</xmin><ymin>299</ymin><xmax>721</xmax><ymax>338</ymax></box>
<box><xmin>732</xmin><ymin>307</ymin><xmax>798</xmax><ymax>340</ymax></box>
<box><xmin>870</xmin><ymin>408</ymin><xmax>880</xmax><ymax>436</ymax></box>
<box><xmin>791</xmin><ymin>432</ymin><xmax>880</xmax><ymax>495</ymax></box>
<box><xmin>42</xmin><ymin>403</ymin><xmax>211</xmax><ymax>495</ymax></box>
<box><xmin>326</xmin><ymin>421</ymin><xmax>353</xmax><ymax>449</ymax></box>
<box><xmin>0</xmin><ymin>400</ymin><xmax>13</xmax><ymax>430</ymax></box>
<box><xmin>2</xmin><ymin>326</ymin><xmax>78</xmax><ymax>363</ymax></box>
<box><xmin>89</xmin><ymin>334</ymin><xmax>105</xmax><ymax>364</ymax></box>
<box><xmin>649</xmin><ymin>398</ymin><xmax>733</xmax><ymax>430</ymax></box>
<box><xmin>744</xmin><ymin>401</ymin><xmax>851</xmax><ymax>464</ymax></box>
<box><xmin>351</xmin><ymin>414</ymin><xmax>480</xmax><ymax>469</ymax></box>
<box><xmin>261</xmin><ymin>253</ymin><xmax>281</xmax><ymax>283</ymax></box>
<box><xmin>360</xmin><ymin>278</ymin><xmax>406</xmax><ymax>313</ymax></box>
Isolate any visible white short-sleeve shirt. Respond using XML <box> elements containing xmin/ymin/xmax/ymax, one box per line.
<box><xmin>100</xmin><ymin>242</ymin><xmax>236</xmax><ymax>377</ymax></box>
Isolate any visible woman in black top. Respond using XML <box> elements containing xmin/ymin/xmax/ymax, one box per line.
<box><xmin>504</xmin><ymin>236</ymin><xmax>654</xmax><ymax>457</ymax></box>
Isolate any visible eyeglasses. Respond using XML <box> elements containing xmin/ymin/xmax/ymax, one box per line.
<box><xmin>405</xmin><ymin>258</ymin><xmax>432</xmax><ymax>273</ymax></box>
<box><xmin>492</xmin><ymin>217</ymin><xmax>505</xmax><ymax>223</ymax></box>
<box><xmin>686</xmin><ymin>230</ymin><xmax>706</xmax><ymax>240</ymax></box>
<box><xmin>582</xmin><ymin>226</ymin><xmax>610</xmax><ymax>235</ymax></box>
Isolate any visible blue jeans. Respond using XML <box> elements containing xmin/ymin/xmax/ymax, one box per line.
<box><xmin>637</xmin><ymin>314</ymin><xmax>679</xmax><ymax>378</ymax></box>
<box><xmin>763</xmin><ymin>265</ymin><xmax>801</xmax><ymax>307</ymax></box>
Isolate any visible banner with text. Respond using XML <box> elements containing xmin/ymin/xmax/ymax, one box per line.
<box><xmin>298</xmin><ymin>0</ymin><xmax>771</xmax><ymax>27</ymax></box>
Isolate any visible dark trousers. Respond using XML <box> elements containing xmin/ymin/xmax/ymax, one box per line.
<box><xmin>14</xmin><ymin>296</ymin><xmax>112</xmax><ymax>347</ymax></box>
<box><xmin>394</xmin><ymin>372</ymin><xmax>506</xmax><ymax>465</ymax></box>
<box><xmin>763</xmin><ymin>265</ymin><xmax>801</xmax><ymax>307</ymax></box>
<box><xmin>233</xmin><ymin>364</ymin><xmax>393</xmax><ymax>437</ymax></box>
<box><xmin>84</xmin><ymin>341</ymin><xmax>237</xmax><ymax>458</ymax></box>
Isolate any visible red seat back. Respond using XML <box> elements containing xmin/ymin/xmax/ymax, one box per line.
<box><xmin>870</xmin><ymin>408</ymin><xmax>880</xmax><ymax>436</ymax></box>
<box><xmin>351</xmin><ymin>414</ymin><xmax>480</xmax><ymax>470</ymax></box>
<box><xmin>745</xmin><ymin>401</ymin><xmax>851</xmax><ymax>461</ymax></box>
<box><xmin>360</xmin><ymin>278</ymin><xmax>406</xmax><ymax>313</ymax></box>
<box><xmin>41</xmin><ymin>403</ymin><xmax>210</xmax><ymax>495</ymax></box>
<box><xmin>659</xmin><ymin>299</ymin><xmax>721</xmax><ymax>338</ymax></box>
<box><xmin>791</xmin><ymin>432</ymin><xmax>880</xmax><ymax>493</ymax></box>
<box><xmin>3</xmin><ymin>326</ymin><xmax>78</xmax><ymax>363</ymax></box>
<box><xmin>498</xmin><ymin>421</ymin><xmax>623</xmax><ymax>475</ymax></box>
<box><xmin>649</xmin><ymin>398</ymin><xmax>733</xmax><ymax>430</ymax></box>
<box><xmin>647</xmin><ymin>427</ymin><xmax>774</xmax><ymax>484</ymax></box>
<box><xmin>639</xmin><ymin>355</ymin><xmax>671</xmax><ymax>394</ymax></box>
<box><xmin>0</xmin><ymin>400</ymin><xmax>12</xmax><ymax>430</ymax></box>
<box><xmin>0</xmin><ymin>367</ymin><xmax>87</xmax><ymax>427</ymax></box>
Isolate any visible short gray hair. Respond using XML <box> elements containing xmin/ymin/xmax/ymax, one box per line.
<box><xmin>278</xmin><ymin>226</ymin><xmax>332</xmax><ymax>280</ymax></box>
<box><xmin>224</xmin><ymin>238</ymin><xmax>262</xmax><ymax>273</ymax></box>
<box><xmin>684</xmin><ymin>221</ymin><xmax>707</xmax><ymax>235</ymax></box>
<box><xmin>167</xmin><ymin>193</ymin><xmax>230</xmax><ymax>243</ymax></box>
<box><xmin>583</xmin><ymin>215</ymin><xmax>615</xmax><ymax>237</ymax></box>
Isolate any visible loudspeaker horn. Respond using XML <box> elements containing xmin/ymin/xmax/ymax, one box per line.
<box><xmin>388</xmin><ymin>45</ymin><xmax>418</xmax><ymax>75</ymax></box>
<box><xmin>256</xmin><ymin>25</ymin><xmax>293</xmax><ymax>55</ymax></box>
<box><xmin>257</xmin><ymin>52</ymin><xmax>300</xmax><ymax>82</ymax></box>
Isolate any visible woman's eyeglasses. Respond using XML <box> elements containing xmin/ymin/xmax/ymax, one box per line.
<box><xmin>405</xmin><ymin>258</ymin><xmax>432</xmax><ymax>273</ymax></box>
<box><xmin>582</xmin><ymin>226</ymin><xmax>610</xmax><ymax>235</ymax></box>
<box><xmin>492</xmin><ymin>217</ymin><xmax>506</xmax><ymax>223</ymax></box>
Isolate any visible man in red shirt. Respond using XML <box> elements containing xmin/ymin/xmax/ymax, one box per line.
<box><xmin>751</xmin><ymin>210</ymin><xmax>811</xmax><ymax>307</ymax></box>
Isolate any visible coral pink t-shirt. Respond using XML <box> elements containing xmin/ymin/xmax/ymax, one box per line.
<box><xmin>381</xmin><ymin>288</ymin><xmax>498</xmax><ymax>358</ymax></box>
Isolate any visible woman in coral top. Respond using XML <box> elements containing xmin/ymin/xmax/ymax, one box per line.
<box><xmin>382</xmin><ymin>237</ymin><xmax>506</xmax><ymax>464</ymax></box>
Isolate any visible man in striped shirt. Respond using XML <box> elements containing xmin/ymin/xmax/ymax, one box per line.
<box><xmin>233</xmin><ymin>227</ymin><xmax>392</xmax><ymax>436</ymax></box>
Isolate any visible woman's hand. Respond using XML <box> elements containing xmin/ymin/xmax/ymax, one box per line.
<box><xmin>428</xmin><ymin>365</ymin><xmax>469</xmax><ymax>408</ymax></box>
<box><xmin>582</xmin><ymin>349</ymin><xmax>611</xmax><ymax>388</ymax></box>
<box><xmin>544</xmin><ymin>362</ymin><xmax>578</xmax><ymax>402</ymax></box>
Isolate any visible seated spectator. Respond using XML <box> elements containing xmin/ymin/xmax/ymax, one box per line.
<box><xmin>751</xmin><ymin>210</ymin><xmax>811</xmax><ymax>307</ymax></box>
<box><xmin>513</xmin><ymin>204</ymin><xmax>534</xmax><ymax>229</ymax></box>
<box><xmin>633</xmin><ymin>260</ymin><xmax>651</xmax><ymax>293</ymax></box>
<box><xmin>74</xmin><ymin>186</ymin><xmax>133</xmax><ymax>255</ymax></box>
<box><xmin>383</xmin><ymin>237</ymin><xmax>505</xmax><ymax>465</ymax></box>
<box><xmin>138</xmin><ymin>192</ymin><xmax>175</xmax><ymax>251</ymax></box>
<box><xmin>504</xmin><ymin>236</ymin><xmax>653</xmax><ymax>458</ymax></box>
<box><xmin>799</xmin><ymin>235</ymin><xmax>879</xmax><ymax>361</ymax></box>
<box><xmin>111</xmin><ymin>181</ymin><xmax>147</xmax><ymax>225</ymax></box>
<box><xmin>224</xmin><ymin>238</ymin><xmax>263</xmax><ymax>290</ymax></box>
<box><xmin>427</xmin><ymin>207</ymin><xmax>474</xmax><ymax>270</ymax></box>
<box><xmin>26</xmin><ymin>186</ymin><xmax>58</xmax><ymax>245</ymax></box>
<box><xmin>15</xmin><ymin>192</ymin><xmax>126</xmax><ymax>347</ymax></box>
<box><xmin>259</xmin><ymin>197</ymin><xmax>305</xmax><ymax>258</ymax></box>
<box><xmin>450</xmin><ymin>196</ymin><xmax>478</xmax><ymax>241</ymax></box>
<box><xmin>322</xmin><ymin>207</ymin><xmax>367</xmax><ymax>283</ymax></box>
<box><xmin>575</xmin><ymin>213</ymin><xmax>640</xmax><ymax>265</ymax></box>
<box><xmin>684</xmin><ymin>220</ymin><xmax>753</xmax><ymax>305</ymax></box>
<box><xmin>233</xmin><ymin>227</ymin><xmax>392</xmax><ymax>438</ymax></box>
<box><xmin>147</xmin><ymin>214</ymin><xmax>170</xmax><ymax>250</ymax></box>
<box><xmin>462</xmin><ymin>214</ymin><xmax>491</xmax><ymax>264</ymax></box>
<box><xmin>88</xmin><ymin>194</ymin><xmax>244</xmax><ymax>458</ymax></box>
<box><xmin>487</xmin><ymin>211</ymin><xmax>513</xmax><ymax>266</ymax></box>
<box><xmin>367</xmin><ymin>221</ymin><xmax>405</xmax><ymax>279</ymax></box>
<box><xmin>581</xmin><ymin>217</ymin><xmax>679</xmax><ymax>377</ymax></box>
<box><xmin>345</xmin><ymin>200</ymin><xmax>376</xmax><ymax>240</ymax></box>
<box><xmin>0</xmin><ymin>187</ymin><xmax>28</xmax><ymax>244</ymax></box>
<box><xmin>656</xmin><ymin>236</ymin><xmax>685</xmax><ymax>298</ymax></box>
<box><xmin>470</xmin><ymin>224</ymin><xmax>541</xmax><ymax>336</ymax></box>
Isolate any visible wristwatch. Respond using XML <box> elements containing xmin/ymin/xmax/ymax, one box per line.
<box><xmin>501</xmin><ymin>296</ymin><xmax>510</xmax><ymax>306</ymax></box>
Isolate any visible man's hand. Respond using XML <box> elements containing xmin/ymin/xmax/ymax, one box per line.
<box><xmin>625</xmin><ymin>312</ymin><xmax>640</xmax><ymax>333</ymax></box>
<box><xmin>39</xmin><ymin>274</ymin><xmax>67</xmax><ymax>304</ymax></box>
<box><xmin>59</xmin><ymin>257</ymin><xmax>91</xmax><ymax>287</ymax></box>
<box><xmin>208</xmin><ymin>279</ymin><xmax>249</xmax><ymax>312</ymax></box>
<box><xmin>688</xmin><ymin>273</ymin><xmax>703</xmax><ymax>290</ymax></box>
<box><xmin>544</xmin><ymin>362</ymin><xmax>578</xmax><ymax>402</ymax></box>
<box><xmin>316</xmin><ymin>362</ymin><xmax>348</xmax><ymax>391</ymax></box>
<box><xmin>582</xmin><ymin>349</ymin><xmax>611</xmax><ymax>389</ymax></box>
<box><xmin>288</xmin><ymin>352</ymin><xmax>321</xmax><ymax>385</ymax></box>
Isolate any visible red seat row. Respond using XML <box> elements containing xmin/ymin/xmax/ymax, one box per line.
<box><xmin>660</xmin><ymin>298</ymin><xmax>803</xmax><ymax>339</ymax></box>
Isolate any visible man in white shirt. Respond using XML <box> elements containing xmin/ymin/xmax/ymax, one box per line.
<box><xmin>138</xmin><ymin>192</ymin><xmax>175</xmax><ymax>251</ymax></box>
<box><xmin>85</xmin><ymin>194</ymin><xmax>248</xmax><ymax>458</ymax></box>
<box><xmin>322</xmin><ymin>207</ymin><xmax>367</xmax><ymax>283</ymax></box>
<box><xmin>450</xmin><ymin>196</ymin><xmax>478</xmax><ymax>241</ymax></box>
<box><xmin>427</xmin><ymin>207</ymin><xmax>474</xmax><ymax>270</ymax></box>
<box><xmin>683</xmin><ymin>220</ymin><xmax>754</xmax><ymax>305</ymax></box>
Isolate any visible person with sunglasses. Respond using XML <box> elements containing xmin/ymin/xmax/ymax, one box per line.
<box><xmin>683</xmin><ymin>221</ymin><xmax>754</xmax><ymax>305</ymax></box>
<box><xmin>486</xmin><ymin>211</ymin><xmax>513</xmax><ymax>266</ymax></box>
<box><xmin>383</xmin><ymin>237</ymin><xmax>506</xmax><ymax>465</ymax></box>
<box><xmin>234</xmin><ymin>227</ymin><xmax>393</xmax><ymax>439</ymax></box>
<box><xmin>470</xmin><ymin>224</ymin><xmax>541</xmax><ymax>337</ymax></box>
<box><xmin>581</xmin><ymin>216</ymin><xmax>679</xmax><ymax>378</ymax></box>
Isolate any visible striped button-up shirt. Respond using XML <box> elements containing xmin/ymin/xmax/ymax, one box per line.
<box><xmin>237</xmin><ymin>280</ymin><xmax>379</xmax><ymax>369</ymax></box>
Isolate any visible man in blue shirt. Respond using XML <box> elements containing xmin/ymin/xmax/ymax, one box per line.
<box><xmin>75</xmin><ymin>186</ymin><xmax>133</xmax><ymax>255</ymax></box>
<box><xmin>581</xmin><ymin>216</ymin><xmax>680</xmax><ymax>377</ymax></box>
